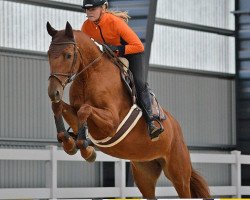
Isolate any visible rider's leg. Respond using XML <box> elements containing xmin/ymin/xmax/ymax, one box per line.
<box><xmin>125</xmin><ymin>52</ymin><xmax>164</xmax><ymax>141</ymax></box>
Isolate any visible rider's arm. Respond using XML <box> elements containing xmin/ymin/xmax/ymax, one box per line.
<box><xmin>114</xmin><ymin>18</ymin><xmax>144</xmax><ymax>55</ymax></box>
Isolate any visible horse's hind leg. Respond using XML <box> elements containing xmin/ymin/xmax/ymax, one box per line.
<box><xmin>163</xmin><ymin>157</ymin><xmax>210</xmax><ymax>198</ymax></box>
<box><xmin>131</xmin><ymin>160</ymin><xmax>162</xmax><ymax>199</ymax></box>
<box><xmin>160</xmin><ymin>143</ymin><xmax>192</xmax><ymax>197</ymax></box>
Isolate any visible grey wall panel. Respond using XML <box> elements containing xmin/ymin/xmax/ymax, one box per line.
<box><xmin>58</xmin><ymin>161</ymin><xmax>101</xmax><ymax>187</ymax></box>
<box><xmin>0</xmin><ymin>52</ymin><xmax>56</xmax><ymax>140</ymax></box>
<box><xmin>150</xmin><ymin>25</ymin><xmax>235</xmax><ymax>74</ymax></box>
<box><xmin>51</xmin><ymin>0</ymin><xmax>82</xmax><ymax>5</ymax></box>
<box><xmin>0</xmin><ymin>160</ymin><xmax>101</xmax><ymax>188</ymax></box>
<box><xmin>148</xmin><ymin>70</ymin><xmax>235</xmax><ymax>146</ymax></box>
<box><xmin>156</xmin><ymin>0</ymin><xmax>235</xmax><ymax>30</ymax></box>
<box><xmin>0</xmin><ymin>50</ymin><xmax>236</xmax><ymax>145</ymax></box>
<box><xmin>0</xmin><ymin>52</ymin><xmax>235</xmax><ymax>190</ymax></box>
<box><xmin>0</xmin><ymin>145</ymin><xmax>101</xmax><ymax>188</ymax></box>
<box><xmin>0</xmin><ymin>160</ymin><xmax>46</xmax><ymax>188</ymax></box>
<box><xmin>0</xmin><ymin>1</ymin><xmax>85</xmax><ymax>51</ymax></box>
<box><xmin>0</xmin><ymin>0</ymin><xmax>150</xmax><ymax>51</ymax></box>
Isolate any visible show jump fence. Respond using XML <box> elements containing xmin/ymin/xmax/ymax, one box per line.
<box><xmin>0</xmin><ymin>146</ymin><xmax>248</xmax><ymax>199</ymax></box>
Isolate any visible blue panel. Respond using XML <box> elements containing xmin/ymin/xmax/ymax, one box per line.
<box><xmin>237</xmin><ymin>1</ymin><xmax>250</xmax><ymax>184</ymax></box>
<box><xmin>239</xmin><ymin>51</ymin><xmax>250</xmax><ymax>60</ymax></box>
<box><xmin>239</xmin><ymin>30</ymin><xmax>250</xmax><ymax>39</ymax></box>
<box><xmin>109</xmin><ymin>0</ymin><xmax>150</xmax><ymax>41</ymax></box>
<box><xmin>239</xmin><ymin>0</ymin><xmax>250</xmax><ymax>9</ymax></box>
<box><xmin>239</xmin><ymin>60</ymin><xmax>250</xmax><ymax>69</ymax></box>
<box><xmin>237</xmin><ymin>1</ymin><xmax>250</xmax><ymax>156</ymax></box>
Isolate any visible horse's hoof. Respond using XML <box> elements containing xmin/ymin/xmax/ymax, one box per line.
<box><xmin>85</xmin><ymin>147</ymin><xmax>96</xmax><ymax>162</ymax></box>
<box><xmin>66</xmin><ymin>146</ymin><xmax>78</xmax><ymax>155</ymax></box>
<box><xmin>62</xmin><ymin>137</ymin><xmax>78</xmax><ymax>155</ymax></box>
<box><xmin>57</xmin><ymin>132</ymin><xmax>65</xmax><ymax>143</ymax></box>
<box><xmin>80</xmin><ymin>146</ymin><xmax>96</xmax><ymax>162</ymax></box>
<box><xmin>63</xmin><ymin>144</ymin><xmax>78</xmax><ymax>155</ymax></box>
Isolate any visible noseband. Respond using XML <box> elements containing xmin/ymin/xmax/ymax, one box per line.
<box><xmin>49</xmin><ymin>40</ymin><xmax>104</xmax><ymax>88</ymax></box>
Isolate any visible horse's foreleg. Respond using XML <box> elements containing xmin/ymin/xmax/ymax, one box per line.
<box><xmin>52</xmin><ymin>102</ymin><xmax>95</xmax><ymax>161</ymax></box>
<box><xmin>52</xmin><ymin>102</ymin><xmax>78</xmax><ymax>155</ymax></box>
<box><xmin>60</xmin><ymin>101</ymin><xmax>79</xmax><ymax>134</ymax></box>
<box><xmin>77</xmin><ymin>104</ymin><xmax>119</xmax><ymax>138</ymax></box>
<box><xmin>74</xmin><ymin>124</ymin><xmax>96</xmax><ymax>162</ymax></box>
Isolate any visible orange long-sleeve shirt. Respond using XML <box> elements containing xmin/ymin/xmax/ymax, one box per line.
<box><xmin>81</xmin><ymin>12</ymin><xmax>144</xmax><ymax>55</ymax></box>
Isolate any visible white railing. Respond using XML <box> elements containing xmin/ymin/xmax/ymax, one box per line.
<box><xmin>0</xmin><ymin>146</ymin><xmax>249</xmax><ymax>199</ymax></box>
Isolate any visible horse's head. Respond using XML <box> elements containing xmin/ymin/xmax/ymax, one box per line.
<box><xmin>47</xmin><ymin>21</ymin><xmax>82</xmax><ymax>103</ymax></box>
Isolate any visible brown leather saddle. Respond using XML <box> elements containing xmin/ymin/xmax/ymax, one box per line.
<box><xmin>103</xmin><ymin>44</ymin><xmax>166</xmax><ymax>121</ymax></box>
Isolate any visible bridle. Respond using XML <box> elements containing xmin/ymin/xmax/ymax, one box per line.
<box><xmin>48</xmin><ymin>40</ymin><xmax>104</xmax><ymax>88</ymax></box>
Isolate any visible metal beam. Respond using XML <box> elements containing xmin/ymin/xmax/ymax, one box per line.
<box><xmin>4</xmin><ymin>0</ymin><xmax>147</xmax><ymax>19</ymax></box>
<box><xmin>155</xmin><ymin>18</ymin><xmax>235</xmax><ymax>37</ymax></box>
<box><xmin>0</xmin><ymin>138</ymin><xmax>236</xmax><ymax>151</ymax></box>
<box><xmin>145</xmin><ymin>0</ymin><xmax>158</xmax><ymax>81</ymax></box>
<box><xmin>149</xmin><ymin>64</ymin><xmax>236</xmax><ymax>79</ymax></box>
<box><xmin>0</xmin><ymin>47</ymin><xmax>235</xmax><ymax>80</ymax></box>
<box><xmin>0</xmin><ymin>46</ymin><xmax>47</xmax><ymax>58</ymax></box>
<box><xmin>231</xmin><ymin>10</ymin><xmax>250</xmax><ymax>15</ymax></box>
<box><xmin>4</xmin><ymin>0</ymin><xmax>83</xmax><ymax>12</ymax></box>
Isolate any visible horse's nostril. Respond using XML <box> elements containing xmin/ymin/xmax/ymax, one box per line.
<box><xmin>55</xmin><ymin>90</ymin><xmax>60</xmax><ymax>97</ymax></box>
<box><xmin>48</xmin><ymin>89</ymin><xmax>61</xmax><ymax>102</ymax></box>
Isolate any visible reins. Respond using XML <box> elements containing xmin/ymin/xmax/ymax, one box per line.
<box><xmin>49</xmin><ymin>40</ymin><xmax>104</xmax><ymax>88</ymax></box>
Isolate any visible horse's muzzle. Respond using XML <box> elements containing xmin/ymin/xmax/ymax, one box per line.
<box><xmin>48</xmin><ymin>78</ymin><xmax>64</xmax><ymax>103</ymax></box>
<box><xmin>48</xmin><ymin>89</ymin><xmax>62</xmax><ymax>103</ymax></box>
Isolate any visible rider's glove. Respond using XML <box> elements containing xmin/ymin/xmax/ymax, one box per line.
<box><xmin>106</xmin><ymin>44</ymin><xmax>125</xmax><ymax>57</ymax></box>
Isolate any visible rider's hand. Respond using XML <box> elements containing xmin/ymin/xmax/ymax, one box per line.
<box><xmin>106</xmin><ymin>44</ymin><xmax>125</xmax><ymax>57</ymax></box>
<box><xmin>107</xmin><ymin>45</ymin><xmax>119</xmax><ymax>52</ymax></box>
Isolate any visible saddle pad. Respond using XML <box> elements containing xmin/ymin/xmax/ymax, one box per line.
<box><xmin>118</xmin><ymin>57</ymin><xmax>129</xmax><ymax>71</ymax></box>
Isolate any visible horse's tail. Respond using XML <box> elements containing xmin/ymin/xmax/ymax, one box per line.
<box><xmin>190</xmin><ymin>168</ymin><xmax>211</xmax><ymax>198</ymax></box>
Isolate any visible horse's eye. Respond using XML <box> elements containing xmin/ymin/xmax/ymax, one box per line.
<box><xmin>65</xmin><ymin>53</ymin><xmax>71</xmax><ymax>59</ymax></box>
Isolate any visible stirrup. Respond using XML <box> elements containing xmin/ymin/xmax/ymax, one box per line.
<box><xmin>148</xmin><ymin>119</ymin><xmax>164</xmax><ymax>142</ymax></box>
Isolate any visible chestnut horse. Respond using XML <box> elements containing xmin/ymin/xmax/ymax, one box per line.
<box><xmin>46</xmin><ymin>21</ymin><xmax>210</xmax><ymax>198</ymax></box>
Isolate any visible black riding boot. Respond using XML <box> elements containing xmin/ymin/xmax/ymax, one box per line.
<box><xmin>139</xmin><ymin>84</ymin><xmax>164</xmax><ymax>141</ymax></box>
<box><xmin>125</xmin><ymin>53</ymin><xmax>163</xmax><ymax>140</ymax></box>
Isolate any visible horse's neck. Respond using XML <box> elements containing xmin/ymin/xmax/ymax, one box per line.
<box><xmin>73</xmin><ymin>31</ymin><xmax>131</xmax><ymax>117</ymax></box>
<box><xmin>79</xmin><ymin>43</ymin><xmax>101</xmax><ymax>67</ymax></box>
<box><xmin>79</xmin><ymin>56</ymin><xmax>120</xmax><ymax>89</ymax></box>
<box><xmin>74</xmin><ymin>32</ymin><xmax>116</xmax><ymax>81</ymax></box>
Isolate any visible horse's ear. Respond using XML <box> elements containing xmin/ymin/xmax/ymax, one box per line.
<box><xmin>65</xmin><ymin>21</ymin><xmax>74</xmax><ymax>39</ymax></box>
<box><xmin>47</xmin><ymin>22</ymin><xmax>58</xmax><ymax>37</ymax></box>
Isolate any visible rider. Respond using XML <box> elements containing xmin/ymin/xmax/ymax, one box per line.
<box><xmin>81</xmin><ymin>0</ymin><xmax>164</xmax><ymax>141</ymax></box>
